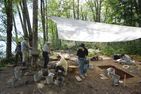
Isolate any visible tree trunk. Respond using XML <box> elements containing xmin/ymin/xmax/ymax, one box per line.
<box><xmin>32</xmin><ymin>0</ymin><xmax>38</xmax><ymax>51</ymax></box>
<box><xmin>138</xmin><ymin>0</ymin><xmax>141</xmax><ymax>26</ymax></box>
<box><xmin>5</xmin><ymin>0</ymin><xmax>13</xmax><ymax>58</ymax></box>
<box><xmin>98</xmin><ymin>0</ymin><xmax>102</xmax><ymax>22</ymax></box>
<box><xmin>87</xmin><ymin>0</ymin><xmax>102</xmax><ymax>22</ymax></box>
<box><xmin>45</xmin><ymin>0</ymin><xmax>48</xmax><ymax>41</ymax></box>
<box><xmin>55</xmin><ymin>26</ymin><xmax>61</xmax><ymax>49</ymax></box>
<box><xmin>136</xmin><ymin>0</ymin><xmax>141</xmax><ymax>42</ymax></box>
<box><xmin>73</xmin><ymin>0</ymin><xmax>76</xmax><ymax>19</ymax></box>
<box><xmin>20</xmin><ymin>2</ymin><xmax>28</xmax><ymax>37</ymax></box>
<box><xmin>31</xmin><ymin>0</ymin><xmax>38</xmax><ymax>68</ymax></box>
<box><xmin>17</xmin><ymin>4</ymin><xmax>28</xmax><ymax>37</ymax></box>
<box><xmin>41</xmin><ymin>0</ymin><xmax>46</xmax><ymax>43</ymax></box>
<box><xmin>87</xmin><ymin>0</ymin><xmax>96</xmax><ymax>21</ymax></box>
<box><xmin>77</xmin><ymin>0</ymin><xmax>80</xmax><ymax>19</ymax></box>
<box><xmin>22</xmin><ymin>0</ymin><xmax>32</xmax><ymax>37</ymax></box>
<box><xmin>13</xmin><ymin>15</ymin><xmax>18</xmax><ymax>44</ymax></box>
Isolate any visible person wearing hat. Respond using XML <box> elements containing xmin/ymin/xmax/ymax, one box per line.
<box><xmin>42</xmin><ymin>42</ymin><xmax>50</xmax><ymax>68</ymax></box>
<box><xmin>77</xmin><ymin>43</ymin><xmax>89</xmax><ymax>79</ymax></box>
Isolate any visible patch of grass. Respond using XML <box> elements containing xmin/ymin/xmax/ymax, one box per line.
<box><xmin>0</xmin><ymin>59</ymin><xmax>6</xmax><ymax>70</ymax></box>
<box><xmin>0</xmin><ymin>57</ymin><xmax>16</xmax><ymax>68</ymax></box>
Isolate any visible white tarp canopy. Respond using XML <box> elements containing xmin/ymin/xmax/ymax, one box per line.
<box><xmin>50</xmin><ymin>16</ymin><xmax>141</xmax><ymax>42</ymax></box>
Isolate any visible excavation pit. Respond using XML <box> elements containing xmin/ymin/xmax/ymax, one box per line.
<box><xmin>98</xmin><ymin>65</ymin><xmax>134</xmax><ymax>79</ymax></box>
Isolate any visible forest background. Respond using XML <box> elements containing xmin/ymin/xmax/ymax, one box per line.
<box><xmin>0</xmin><ymin>0</ymin><xmax>141</xmax><ymax>63</ymax></box>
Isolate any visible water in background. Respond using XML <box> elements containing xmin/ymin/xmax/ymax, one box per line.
<box><xmin>0</xmin><ymin>41</ymin><xmax>16</xmax><ymax>58</ymax></box>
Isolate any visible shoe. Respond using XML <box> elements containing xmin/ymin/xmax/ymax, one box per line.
<box><xmin>80</xmin><ymin>75</ymin><xmax>85</xmax><ymax>79</ymax></box>
<box><xmin>114</xmin><ymin>84</ymin><xmax>119</xmax><ymax>86</ymax></box>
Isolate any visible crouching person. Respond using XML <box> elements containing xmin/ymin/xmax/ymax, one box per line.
<box><xmin>54</xmin><ymin>54</ymin><xmax>68</xmax><ymax>86</ymax></box>
<box><xmin>111</xmin><ymin>74</ymin><xmax>120</xmax><ymax>86</ymax></box>
<box><xmin>46</xmin><ymin>54</ymin><xmax>68</xmax><ymax>86</ymax></box>
<box><xmin>56</xmin><ymin>54</ymin><xmax>68</xmax><ymax>76</ymax></box>
<box><xmin>105</xmin><ymin>67</ymin><xmax>120</xmax><ymax>86</ymax></box>
<box><xmin>105</xmin><ymin>67</ymin><xmax>115</xmax><ymax>77</ymax></box>
<box><xmin>54</xmin><ymin>66</ymin><xmax>65</xmax><ymax>86</ymax></box>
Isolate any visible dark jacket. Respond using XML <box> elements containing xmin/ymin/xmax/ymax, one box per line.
<box><xmin>15</xmin><ymin>44</ymin><xmax>21</xmax><ymax>53</ymax></box>
<box><xmin>77</xmin><ymin>46</ymin><xmax>88</xmax><ymax>58</ymax></box>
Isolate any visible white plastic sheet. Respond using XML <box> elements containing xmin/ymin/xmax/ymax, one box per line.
<box><xmin>50</xmin><ymin>16</ymin><xmax>141</xmax><ymax>42</ymax></box>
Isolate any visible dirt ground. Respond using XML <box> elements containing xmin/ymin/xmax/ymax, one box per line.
<box><xmin>0</xmin><ymin>56</ymin><xmax>141</xmax><ymax>94</ymax></box>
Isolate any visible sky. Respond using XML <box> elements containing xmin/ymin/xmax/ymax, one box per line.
<box><xmin>80</xmin><ymin>0</ymin><xmax>86</xmax><ymax>4</ymax></box>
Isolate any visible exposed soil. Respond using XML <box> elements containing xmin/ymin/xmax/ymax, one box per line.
<box><xmin>98</xmin><ymin>65</ymin><xmax>134</xmax><ymax>79</ymax></box>
<box><xmin>0</xmin><ymin>57</ymin><xmax>141</xmax><ymax>94</ymax></box>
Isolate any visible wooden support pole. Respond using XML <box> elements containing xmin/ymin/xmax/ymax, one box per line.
<box><xmin>124</xmin><ymin>74</ymin><xmax>126</xmax><ymax>87</ymax></box>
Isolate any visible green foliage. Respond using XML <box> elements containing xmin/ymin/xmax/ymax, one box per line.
<box><xmin>0</xmin><ymin>56</ymin><xmax>16</xmax><ymax>64</ymax></box>
<box><xmin>61</xmin><ymin>44</ymin><xmax>68</xmax><ymax>50</ymax></box>
<box><xmin>44</xmin><ymin>0</ymin><xmax>141</xmax><ymax>56</ymax></box>
<box><xmin>101</xmin><ymin>45</ymin><xmax>125</xmax><ymax>56</ymax></box>
<box><xmin>103</xmin><ymin>0</ymin><xmax>140</xmax><ymax>26</ymax></box>
<box><xmin>47</xmin><ymin>0</ymin><xmax>60</xmax><ymax>16</ymax></box>
<box><xmin>0</xmin><ymin>61</ymin><xmax>6</xmax><ymax>68</ymax></box>
<box><xmin>0</xmin><ymin>56</ymin><xmax>16</xmax><ymax>69</ymax></box>
<box><xmin>100</xmin><ymin>40</ymin><xmax>141</xmax><ymax>56</ymax></box>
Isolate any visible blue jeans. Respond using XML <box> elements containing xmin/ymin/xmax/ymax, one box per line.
<box><xmin>78</xmin><ymin>58</ymin><xmax>89</xmax><ymax>75</ymax></box>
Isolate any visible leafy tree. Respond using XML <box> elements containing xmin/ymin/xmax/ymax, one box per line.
<box><xmin>86</xmin><ymin>0</ymin><xmax>103</xmax><ymax>22</ymax></box>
